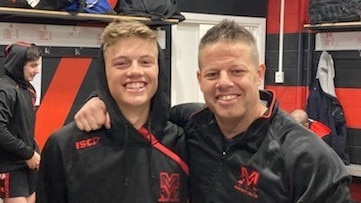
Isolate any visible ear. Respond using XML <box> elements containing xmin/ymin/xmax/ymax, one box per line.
<box><xmin>256</xmin><ymin>64</ymin><xmax>266</xmax><ymax>86</ymax></box>
<box><xmin>197</xmin><ymin>70</ymin><xmax>203</xmax><ymax>91</ymax></box>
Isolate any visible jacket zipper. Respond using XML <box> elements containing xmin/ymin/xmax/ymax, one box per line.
<box><xmin>205</xmin><ymin>142</ymin><xmax>228</xmax><ymax>203</ymax></box>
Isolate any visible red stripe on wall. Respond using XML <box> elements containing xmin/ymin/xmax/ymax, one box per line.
<box><xmin>266</xmin><ymin>85</ymin><xmax>361</xmax><ymax>129</ymax></box>
<box><xmin>265</xmin><ymin>85</ymin><xmax>308</xmax><ymax>113</ymax></box>
<box><xmin>267</xmin><ymin>0</ymin><xmax>309</xmax><ymax>34</ymax></box>
<box><xmin>336</xmin><ymin>88</ymin><xmax>361</xmax><ymax>129</ymax></box>
<box><xmin>35</xmin><ymin>58</ymin><xmax>91</xmax><ymax>150</ymax></box>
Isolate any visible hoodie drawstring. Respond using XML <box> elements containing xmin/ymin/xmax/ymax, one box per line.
<box><xmin>123</xmin><ymin>124</ymin><xmax>130</xmax><ymax>188</ymax></box>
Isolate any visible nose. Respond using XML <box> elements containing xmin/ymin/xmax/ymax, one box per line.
<box><xmin>127</xmin><ymin>62</ymin><xmax>143</xmax><ymax>77</ymax></box>
<box><xmin>216</xmin><ymin>71</ymin><xmax>233</xmax><ymax>89</ymax></box>
<box><xmin>34</xmin><ymin>66</ymin><xmax>40</xmax><ymax>74</ymax></box>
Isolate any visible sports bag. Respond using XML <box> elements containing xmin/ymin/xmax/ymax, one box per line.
<box><xmin>35</xmin><ymin>0</ymin><xmax>76</xmax><ymax>10</ymax></box>
<box><xmin>35</xmin><ymin>0</ymin><xmax>114</xmax><ymax>14</ymax></box>
<box><xmin>308</xmin><ymin>0</ymin><xmax>361</xmax><ymax>24</ymax></box>
<box><xmin>65</xmin><ymin>0</ymin><xmax>114</xmax><ymax>14</ymax></box>
<box><xmin>115</xmin><ymin>0</ymin><xmax>185</xmax><ymax>22</ymax></box>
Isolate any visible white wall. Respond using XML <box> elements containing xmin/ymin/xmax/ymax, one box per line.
<box><xmin>171</xmin><ymin>12</ymin><xmax>266</xmax><ymax>106</ymax></box>
<box><xmin>0</xmin><ymin>22</ymin><xmax>103</xmax><ymax>107</ymax></box>
<box><xmin>315</xmin><ymin>31</ymin><xmax>361</xmax><ymax>51</ymax></box>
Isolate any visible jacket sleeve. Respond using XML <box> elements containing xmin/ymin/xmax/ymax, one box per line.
<box><xmin>37</xmin><ymin>135</ymin><xmax>67</xmax><ymax>203</ymax></box>
<box><xmin>286</xmin><ymin>135</ymin><xmax>352</xmax><ymax>202</ymax></box>
<box><xmin>169</xmin><ymin>103</ymin><xmax>205</xmax><ymax>128</ymax></box>
<box><xmin>0</xmin><ymin>90</ymin><xmax>34</xmax><ymax>159</ymax></box>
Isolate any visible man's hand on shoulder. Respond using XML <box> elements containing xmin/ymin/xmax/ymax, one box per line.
<box><xmin>74</xmin><ymin>97</ymin><xmax>111</xmax><ymax>132</ymax></box>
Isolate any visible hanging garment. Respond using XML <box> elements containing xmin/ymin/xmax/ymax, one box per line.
<box><xmin>306</xmin><ymin>51</ymin><xmax>350</xmax><ymax>164</ymax></box>
<box><xmin>316</xmin><ymin>51</ymin><xmax>336</xmax><ymax>97</ymax></box>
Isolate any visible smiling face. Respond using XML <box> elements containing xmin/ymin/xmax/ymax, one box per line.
<box><xmin>104</xmin><ymin>36</ymin><xmax>159</xmax><ymax>112</ymax></box>
<box><xmin>23</xmin><ymin>58</ymin><xmax>41</xmax><ymax>82</ymax></box>
<box><xmin>197</xmin><ymin>40</ymin><xmax>265</xmax><ymax>123</ymax></box>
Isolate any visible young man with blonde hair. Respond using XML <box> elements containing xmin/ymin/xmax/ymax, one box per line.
<box><xmin>37</xmin><ymin>20</ymin><xmax>188</xmax><ymax>203</ymax></box>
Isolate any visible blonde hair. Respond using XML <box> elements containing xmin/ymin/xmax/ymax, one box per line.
<box><xmin>101</xmin><ymin>19</ymin><xmax>158</xmax><ymax>52</ymax></box>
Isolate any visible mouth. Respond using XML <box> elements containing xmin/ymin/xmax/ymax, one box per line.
<box><xmin>124</xmin><ymin>82</ymin><xmax>146</xmax><ymax>92</ymax></box>
<box><xmin>216</xmin><ymin>94</ymin><xmax>238</xmax><ymax>101</ymax></box>
<box><xmin>28</xmin><ymin>75</ymin><xmax>36</xmax><ymax>81</ymax></box>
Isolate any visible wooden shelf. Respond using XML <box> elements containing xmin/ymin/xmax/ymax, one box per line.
<box><xmin>346</xmin><ymin>164</ymin><xmax>361</xmax><ymax>177</ymax></box>
<box><xmin>0</xmin><ymin>6</ymin><xmax>179</xmax><ymax>26</ymax></box>
<box><xmin>304</xmin><ymin>21</ymin><xmax>361</xmax><ymax>32</ymax></box>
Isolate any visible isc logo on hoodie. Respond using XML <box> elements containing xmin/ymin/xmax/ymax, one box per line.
<box><xmin>75</xmin><ymin>137</ymin><xmax>100</xmax><ymax>149</ymax></box>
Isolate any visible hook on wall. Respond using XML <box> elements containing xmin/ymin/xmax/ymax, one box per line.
<box><xmin>75</xmin><ymin>47</ymin><xmax>82</xmax><ymax>56</ymax></box>
<box><xmin>44</xmin><ymin>47</ymin><xmax>51</xmax><ymax>55</ymax></box>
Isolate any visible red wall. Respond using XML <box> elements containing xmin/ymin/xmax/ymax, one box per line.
<box><xmin>267</xmin><ymin>0</ymin><xmax>309</xmax><ymax>34</ymax></box>
<box><xmin>35</xmin><ymin>58</ymin><xmax>92</xmax><ymax>149</ymax></box>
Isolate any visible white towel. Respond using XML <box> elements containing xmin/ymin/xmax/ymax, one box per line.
<box><xmin>316</xmin><ymin>50</ymin><xmax>336</xmax><ymax>97</ymax></box>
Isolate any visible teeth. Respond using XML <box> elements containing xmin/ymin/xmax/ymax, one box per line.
<box><xmin>126</xmin><ymin>82</ymin><xmax>145</xmax><ymax>89</ymax></box>
<box><xmin>218</xmin><ymin>95</ymin><xmax>237</xmax><ymax>101</ymax></box>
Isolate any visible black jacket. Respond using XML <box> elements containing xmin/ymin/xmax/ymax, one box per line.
<box><xmin>306</xmin><ymin>79</ymin><xmax>350</xmax><ymax>164</ymax></box>
<box><xmin>171</xmin><ymin>90</ymin><xmax>351</xmax><ymax>203</ymax></box>
<box><xmin>37</xmin><ymin>47</ymin><xmax>188</xmax><ymax>203</ymax></box>
<box><xmin>0</xmin><ymin>44</ymin><xmax>37</xmax><ymax>172</ymax></box>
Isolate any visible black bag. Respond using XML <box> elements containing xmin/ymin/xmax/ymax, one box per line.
<box><xmin>35</xmin><ymin>0</ymin><xmax>80</xmax><ymax>10</ymax></box>
<box><xmin>0</xmin><ymin>0</ymin><xmax>32</xmax><ymax>8</ymax></box>
<box><xmin>309</xmin><ymin>0</ymin><xmax>361</xmax><ymax>24</ymax></box>
<box><xmin>115</xmin><ymin>0</ymin><xmax>185</xmax><ymax>22</ymax></box>
<box><xmin>35</xmin><ymin>0</ymin><xmax>114</xmax><ymax>14</ymax></box>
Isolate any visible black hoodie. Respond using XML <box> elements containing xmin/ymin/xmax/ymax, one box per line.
<box><xmin>37</xmin><ymin>45</ymin><xmax>188</xmax><ymax>203</ymax></box>
<box><xmin>0</xmin><ymin>43</ymin><xmax>37</xmax><ymax>172</ymax></box>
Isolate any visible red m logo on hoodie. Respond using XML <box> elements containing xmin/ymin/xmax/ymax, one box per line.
<box><xmin>234</xmin><ymin>166</ymin><xmax>260</xmax><ymax>199</ymax></box>
<box><xmin>158</xmin><ymin>172</ymin><xmax>180</xmax><ymax>202</ymax></box>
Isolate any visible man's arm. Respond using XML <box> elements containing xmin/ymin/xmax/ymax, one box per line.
<box><xmin>74</xmin><ymin>97</ymin><xmax>111</xmax><ymax>132</ymax></box>
<box><xmin>288</xmin><ymin>138</ymin><xmax>352</xmax><ymax>202</ymax></box>
<box><xmin>0</xmin><ymin>122</ymin><xmax>35</xmax><ymax>158</ymax></box>
<box><xmin>74</xmin><ymin>96</ymin><xmax>205</xmax><ymax>131</ymax></box>
<box><xmin>0</xmin><ymin>91</ymin><xmax>37</xmax><ymax>163</ymax></box>
<box><xmin>169</xmin><ymin>103</ymin><xmax>205</xmax><ymax>128</ymax></box>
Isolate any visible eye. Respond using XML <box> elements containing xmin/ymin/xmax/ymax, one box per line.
<box><xmin>139</xmin><ymin>56</ymin><xmax>156</xmax><ymax>67</ymax></box>
<box><xmin>140</xmin><ymin>59</ymin><xmax>154</xmax><ymax>67</ymax></box>
<box><xmin>114</xmin><ymin>60</ymin><xmax>130</xmax><ymax>69</ymax></box>
<box><xmin>204</xmin><ymin>71</ymin><xmax>219</xmax><ymax>80</ymax></box>
<box><xmin>231</xmin><ymin>69</ymin><xmax>244</xmax><ymax>75</ymax></box>
<box><xmin>230</xmin><ymin>66</ymin><xmax>249</xmax><ymax>76</ymax></box>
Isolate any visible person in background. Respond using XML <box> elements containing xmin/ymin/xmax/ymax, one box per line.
<box><xmin>289</xmin><ymin>109</ymin><xmax>310</xmax><ymax>128</ymax></box>
<box><xmin>0</xmin><ymin>42</ymin><xmax>42</xmax><ymax>203</ymax></box>
<box><xmin>290</xmin><ymin>108</ymin><xmax>332</xmax><ymax>139</ymax></box>
<box><xmin>74</xmin><ymin>19</ymin><xmax>352</xmax><ymax>202</ymax></box>
<box><xmin>36</xmin><ymin>19</ymin><xmax>188</xmax><ymax>203</ymax></box>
